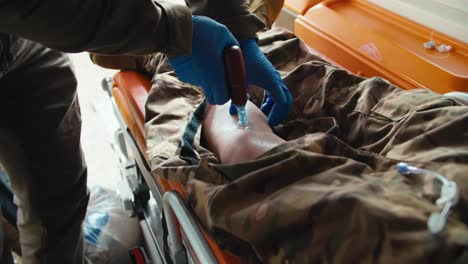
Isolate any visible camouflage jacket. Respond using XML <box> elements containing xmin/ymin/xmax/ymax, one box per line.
<box><xmin>0</xmin><ymin>0</ymin><xmax>263</xmax><ymax>57</ymax></box>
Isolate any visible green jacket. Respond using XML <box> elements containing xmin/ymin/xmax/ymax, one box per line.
<box><xmin>0</xmin><ymin>0</ymin><xmax>264</xmax><ymax>56</ymax></box>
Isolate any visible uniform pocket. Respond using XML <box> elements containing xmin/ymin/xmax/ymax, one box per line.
<box><xmin>370</xmin><ymin>89</ymin><xmax>441</xmax><ymax>122</ymax></box>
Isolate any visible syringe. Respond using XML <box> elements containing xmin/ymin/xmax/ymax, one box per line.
<box><xmin>224</xmin><ymin>46</ymin><xmax>249</xmax><ymax>128</ymax></box>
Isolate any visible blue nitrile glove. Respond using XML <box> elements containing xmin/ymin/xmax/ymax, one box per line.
<box><xmin>168</xmin><ymin>16</ymin><xmax>239</xmax><ymax>105</ymax></box>
<box><xmin>229</xmin><ymin>38</ymin><xmax>292</xmax><ymax>126</ymax></box>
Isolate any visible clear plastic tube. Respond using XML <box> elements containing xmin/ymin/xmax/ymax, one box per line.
<box><xmin>396</xmin><ymin>162</ymin><xmax>458</xmax><ymax>234</ymax></box>
<box><xmin>235</xmin><ymin>105</ymin><xmax>249</xmax><ymax>128</ymax></box>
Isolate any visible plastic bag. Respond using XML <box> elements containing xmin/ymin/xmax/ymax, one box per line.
<box><xmin>84</xmin><ymin>186</ymin><xmax>141</xmax><ymax>264</ymax></box>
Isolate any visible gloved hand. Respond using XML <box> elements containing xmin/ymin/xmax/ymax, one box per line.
<box><xmin>168</xmin><ymin>16</ymin><xmax>239</xmax><ymax>105</ymax></box>
<box><xmin>230</xmin><ymin>38</ymin><xmax>292</xmax><ymax>126</ymax></box>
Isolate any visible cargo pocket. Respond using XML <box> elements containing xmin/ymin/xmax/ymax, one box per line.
<box><xmin>370</xmin><ymin>89</ymin><xmax>441</xmax><ymax>122</ymax></box>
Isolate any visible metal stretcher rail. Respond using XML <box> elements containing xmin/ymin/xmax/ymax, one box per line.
<box><xmin>101</xmin><ymin>77</ymin><xmax>218</xmax><ymax>264</ymax></box>
<box><xmin>163</xmin><ymin>191</ymin><xmax>217</xmax><ymax>264</ymax></box>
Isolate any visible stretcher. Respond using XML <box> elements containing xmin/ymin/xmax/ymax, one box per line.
<box><xmin>102</xmin><ymin>1</ymin><xmax>467</xmax><ymax>263</ymax></box>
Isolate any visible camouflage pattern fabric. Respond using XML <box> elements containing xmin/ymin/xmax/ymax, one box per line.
<box><xmin>144</xmin><ymin>28</ymin><xmax>468</xmax><ymax>263</ymax></box>
<box><xmin>248</xmin><ymin>0</ymin><xmax>285</xmax><ymax>29</ymax></box>
<box><xmin>89</xmin><ymin>0</ymin><xmax>282</xmax><ymax>72</ymax></box>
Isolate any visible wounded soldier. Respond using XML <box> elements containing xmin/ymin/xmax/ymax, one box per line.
<box><xmin>94</xmin><ymin>27</ymin><xmax>468</xmax><ymax>263</ymax></box>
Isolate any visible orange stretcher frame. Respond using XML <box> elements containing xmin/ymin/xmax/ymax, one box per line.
<box><xmin>104</xmin><ymin>1</ymin><xmax>467</xmax><ymax>263</ymax></box>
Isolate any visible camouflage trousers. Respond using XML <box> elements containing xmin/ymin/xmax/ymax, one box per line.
<box><xmin>0</xmin><ymin>38</ymin><xmax>88</xmax><ymax>264</ymax></box>
<box><xmin>144</xmin><ymin>28</ymin><xmax>468</xmax><ymax>263</ymax></box>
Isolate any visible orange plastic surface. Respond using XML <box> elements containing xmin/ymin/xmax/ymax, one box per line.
<box><xmin>295</xmin><ymin>0</ymin><xmax>468</xmax><ymax>93</ymax></box>
<box><xmin>112</xmin><ymin>71</ymin><xmax>243</xmax><ymax>264</ymax></box>
<box><xmin>113</xmin><ymin>72</ymin><xmax>150</xmax><ymax>123</ymax></box>
<box><xmin>284</xmin><ymin>0</ymin><xmax>323</xmax><ymax>14</ymax></box>
<box><xmin>112</xmin><ymin>87</ymin><xmax>147</xmax><ymax>154</ymax></box>
<box><xmin>113</xmin><ymin>71</ymin><xmax>150</xmax><ymax>153</ymax></box>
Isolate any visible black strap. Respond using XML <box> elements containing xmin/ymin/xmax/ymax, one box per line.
<box><xmin>0</xmin><ymin>34</ymin><xmax>10</xmax><ymax>74</ymax></box>
<box><xmin>179</xmin><ymin>100</ymin><xmax>206</xmax><ymax>165</ymax></box>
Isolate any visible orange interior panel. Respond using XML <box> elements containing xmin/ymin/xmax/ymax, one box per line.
<box><xmin>112</xmin><ymin>71</ymin><xmax>242</xmax><ymax>263</ymax></box>
<box><xmin>284</xmin><ymin>0</ymin><xmax>323</xmax><ymax>14</ymax></box>
<box><xmin>295</xmin><ymin>0</ymin><xmax>468</xmax><ymax>93</ymax></box>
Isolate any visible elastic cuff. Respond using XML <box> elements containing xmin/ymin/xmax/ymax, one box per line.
<box><xmin>157</xmin><ymin>1</ymin><xmax>192</xmax><ymax>58</ymax></box>
<box><xmin>239</xmin><ymin>37</ymin><xmax>259</xmax><ymax>47</ymax></box>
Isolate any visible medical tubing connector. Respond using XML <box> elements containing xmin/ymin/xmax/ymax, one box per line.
<box><xmin>235</xmin><ymin>105</ymin><xmax>248</xmax><ymax>127</ymax></box>
<box><xmin>397</xmin><ymin>162</ymin><xmax>459</xmax><ymax>234</ymax></box>
<box><xmin>224</xmin><ymin>45</ymin><xmax>249</xmax><ymax>127</ymax></box>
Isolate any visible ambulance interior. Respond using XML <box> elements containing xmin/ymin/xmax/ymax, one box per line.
<box><xmin>2</xmin><ymin>0</ymin><xmax>466</xmax><ymax>263</ymax></box>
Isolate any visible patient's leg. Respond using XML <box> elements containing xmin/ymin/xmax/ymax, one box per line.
<box><xmin>202</xmin><ymin>101</ymin><xmax>285</xmax><ymax>164</ymax></box>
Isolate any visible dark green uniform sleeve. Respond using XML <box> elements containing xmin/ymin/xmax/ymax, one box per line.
<box><xmin>0</xmin><ymin>0</ymin><xmax>192</xmax><ymax>56</ymax></box>
<box><xmin>187</xmin><ymin>0</ymin><xmax>265</xmax><ymax>41</ymax></box>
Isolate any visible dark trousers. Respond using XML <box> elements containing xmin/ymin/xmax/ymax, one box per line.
<box><xmin>0</xmin><ymin>38</ymin><xmax>88</xmax><ymax>264</ymax></box>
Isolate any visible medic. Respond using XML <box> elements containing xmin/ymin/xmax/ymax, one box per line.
<box><xmin>0</xmin><ymin>0</ymin><xmax>292</xmax><ymax>263</ymax></box>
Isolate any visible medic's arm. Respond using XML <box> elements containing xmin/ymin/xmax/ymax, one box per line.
<box><xmin>187</xmin><ymin>0</ymin><xmax>265</xmax><ymax>40</ymax></box>
<box><xmin>0</xmin><ymin>0</ymin><xmax>192</xmax><ymax>56</ymax></box>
